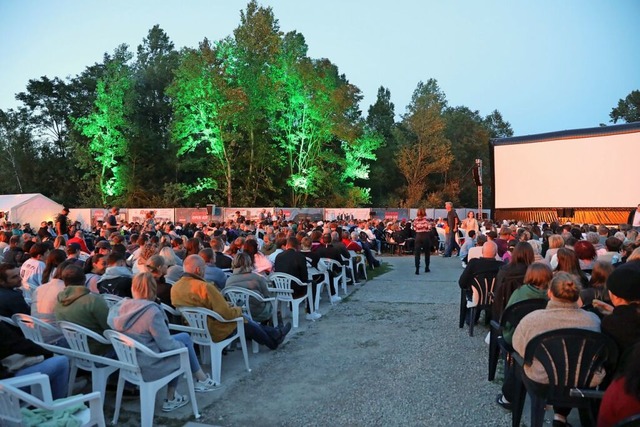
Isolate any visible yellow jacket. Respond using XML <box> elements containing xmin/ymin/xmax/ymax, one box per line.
<box><xmin>171</xmin><ymin>273</ymin><xmax>242</xmax><ymax>342</ymax></box>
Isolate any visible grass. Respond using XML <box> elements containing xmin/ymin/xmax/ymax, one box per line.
<box><xmin>367</xmin><ymin>260</ymin><xmax>393</xmax><ymax>280</ymax></box>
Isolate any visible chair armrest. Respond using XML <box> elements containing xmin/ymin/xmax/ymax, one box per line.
<box><xmin>1</xmin><ymin>372</ymin><xmax>50</xmax><ymax>389</ymax></box>
<box><xmin>149</xmin><ymin>346</ymin><xmax>189</xmax><ymax>359</ymax></box>
<box><xmin>569</xmin><ymin>388</ymin><xmax>605</xmax><ymax>399</ymax></box>
<box><xmin>168</xmin><ymin>324</ymin><xmax>200</xmax><ymax>334</ymax></box>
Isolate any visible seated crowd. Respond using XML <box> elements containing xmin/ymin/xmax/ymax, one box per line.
<box><xmin>457</xmin><ymin>218</ymin><xmax>640</xmax><ymax>427</ymax></box>
<box><xmin>0</xmin><ymin>210</ymin><xmax>383</xmax><ymax>421</ymax></box>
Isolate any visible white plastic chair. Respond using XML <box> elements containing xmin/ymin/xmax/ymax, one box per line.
<box><xmin>58</xmin><ymin>321</ymin><xmax>123</xmax><ymax>398</ymax></box>
<box><xmin>269</xmin><ymin>272</ymin><xmax>312</xmax><ymax>328</ymax></box>
<box><xmin>0</xmin><ymin>373</ymin><xmax>106</xmax><ymax>427</ymax></box>
<box><xmin>318</xmin><ymin>258</ymin><xmax>347</xmax><ymax>296</ymax></box>
<box><xmin>177</xmin><ymin>307</ymin><xmax>251</xmax><ymax>386</ymax></box>
<box><xmin>101</xmin><ymin>294</ymin><xmax>124</xmax><ymax>308</ymax></box>
<box><xmin>306</xmin><ymin>258</ymin><xmax>333</xmax><ymax>311</ymax></box>
<box><xmin>349</xmin><ymin>250</ymin><xmax>367</xmax><ymax>282</ymax></box>
<box><xmin>11</xmin><ymin>313</ymin><xmax>65</xmax><ymax>353</ymax></box>
<box><xmin>0</xmin><ymin>315</ymin><xmax>17</xmax><ymax>327</ymax></box>
<box><xmin>104</xmin><ymin>329</ymin><xmax>200</xmax><ymax>427</ymax></box>
<box><xmin>222</xmin><ymin>286</ymin><xmax>277</xmax><ymax>353</ymax></box>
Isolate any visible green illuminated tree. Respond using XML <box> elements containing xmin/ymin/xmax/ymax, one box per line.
<box><xmin>396</xmin><ymin>79</ymin><xmax>452</xmax><ymax>207</ymax></box>
<box><xmin>73</xmin><ymin>45</ymin><xmax>133</xmax><ymax>205</ymax></box>
<box><xmin>167</xmin><ymin>39</ymin><xmax>246</xmax><ymax>207</ymax></box>
<box><xmin>231</xmin><ymin>1</ymin><xmax>283</xmax><ymax>204</ymax></box>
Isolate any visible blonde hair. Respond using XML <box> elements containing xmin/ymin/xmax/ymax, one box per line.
<box><xmin>132</xmin><ymin>272</ymin><xmax>157</xmax><ymax>301</ymax></box>
<box><xmin>548</xmin><ymin>234</ymin><xmax>564</xmax><ymax>249</ymax></box>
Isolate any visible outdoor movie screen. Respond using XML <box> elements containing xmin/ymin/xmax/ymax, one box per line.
<box><xmin>492</xmin><ymin>129</ymin><xmax>640</xmax><ymax>209</ymax></box>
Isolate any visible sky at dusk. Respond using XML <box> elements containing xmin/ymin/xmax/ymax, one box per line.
<box><xmin>1</xmin><ymin>0</ymin><xmax>638</xmax><ymax>136</ymax></box>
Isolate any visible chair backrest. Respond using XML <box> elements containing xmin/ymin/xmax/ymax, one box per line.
<box><xmin>523</xmin><ymin>328</ymin><xmax>619</xmax><ymax>389</ymax></box>
<box><xmin>471</xmin><ymin>270</ymin><xmax>499</xmax><ymax>306</ymax></box>
<box><xmin>222</xmin><ymin>287</ymin><xmax>266</xmax><ymax>316</ymax></box>
<box><xmin>58</xmin><ymin>321</ymin><xmax>113</xmax><ymax>370</ymax></box>
<box><xmin>177</xmin><ymin>307</ymin><xmax>222</xmax><ymax>345</ymax></box>
<box><xmin>500</xmin><ymin>298</ymin><xmax>548</xmax><ymax>328</ymax></box>
<box><xmin>318</xmin><ymin>258</ymin><xmax>343</xmax><ymax>276</ymax></box>
<box><xmin>11</xmin><ymin>313</ymin><xmax>59</xmax><ymax>344</ymax></box>
<box><xmin>103</xmin><ymin>330</ymin><xmax>143</xmax><ymax>382</ymax></box>
<box><xmin>102</xmin><ymin>294</ymin><xmax>124</xmax><ymax>308</ymax></box>
<box><xmin>269</xmin><ymin>272</ymin><xmax>299</xmax><ymax>301</ymax></box>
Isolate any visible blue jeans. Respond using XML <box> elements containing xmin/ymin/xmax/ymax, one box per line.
<box><xmin>16</xmin><ymin>355</ymin><xmax>70</xmax><ymax>400</ymax></box>
<box><xmin>242</xmin><ymin>316</ymin><xmax>280</xmax><ymax>350</ymax></box>
<box><xmin>444</xmin><ymin>231</ymin><xmax>460</xmax><ymax>257</ymax></box>
<box><xmin>170</xmin><ymin>332</ymin><xmax>202</xmax><ymax>387</ymax></box>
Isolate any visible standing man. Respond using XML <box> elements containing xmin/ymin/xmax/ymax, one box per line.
<box><xmin>413</xmin><ymin>208</ymin><xmax>432</xmax><ymax>275</ymax></box>
<box><xmin>628</xmin><ymin>203</ymin><xmax>640</xmax><ymax>232</ymax></box>
<box><xmin>443</xmin><ymin>201</ymin><xmax>460</xmax><ymax>257</ymax></box>
<box><xmin>106</xmin><ymin>207</ymin><xmax>120</xmax><ymax>234</ymax></box>
<box><xmin>55</xmin><ymin>207</ymin><xmax>70</xmax><ymax>239</ymax></box>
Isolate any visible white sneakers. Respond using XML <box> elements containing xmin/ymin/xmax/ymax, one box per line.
<box><xmin>162</xmin><ymin>393</ymin><xmax>189</xmax><ymax>412</ymax></box>
<box><xmin>194</xmin><ymin>374</ymin><xmax>218</xmax><ymax>392</ymax></box>
<box><xmin>330</xmin><ymin>295</ymin><xmax>342</xmax><ymax>303</ymax></box>
<box><xmin>306</xmin><ymin>312</ymin><xmax>322</xmax><ymax>321</ymax></box>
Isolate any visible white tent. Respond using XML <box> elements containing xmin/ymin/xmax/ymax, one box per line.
<box><xmin>0</xmin><ymin>193</ymin><xmax>64</xmax><ymax>227</ymax></box>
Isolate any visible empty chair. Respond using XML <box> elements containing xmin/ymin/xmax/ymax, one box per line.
<box><xmin>0</xmin><ymin>373</ymin><xmax>105</xmax><ymax>427</ymax></box>
<box><xmin>177</xmin><ymin>306</ymin><xmax>251</xmax><ymax>385</ymax></box>
<box><xmin>104</xmin><ymin>330</ymin><xmax>201</xmax><ymax>427</ymax></box>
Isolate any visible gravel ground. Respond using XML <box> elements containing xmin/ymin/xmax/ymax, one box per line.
<box><xmin>105</xmin><ymin>254</ymin><xmax>570</xmax><ymax>426</ymax></box>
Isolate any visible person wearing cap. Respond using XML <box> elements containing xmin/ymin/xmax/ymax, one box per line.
<box><xmin>94</xmin><ymin>240</ymin><xmax>112</xmax><ymax>256</ymax></box>
<box><xmin>55</xmin><ymin>207</ymin><xmax>70</xmax><ymax>238</ymax></box>
<box><xmin>595</xmin><ymin>263</ymin><xmax>640</xmax><ymax>369</ymax></box>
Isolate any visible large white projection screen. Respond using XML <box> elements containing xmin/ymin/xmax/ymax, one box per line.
<box><xmin>493</xmin><ymin>131</ymin><xmax>640</xmax><ymax>209</ymax></box>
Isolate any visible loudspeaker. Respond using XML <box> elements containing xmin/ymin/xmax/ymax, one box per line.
<box><xmin>556</xmin><ymin>209</ymin><xmax>564</xmax><ymax>217</ymax></box>
<box><xmin>206</xmin><ymin>204</ymin><xmax>214</xmax><ymax>215</ymax></box>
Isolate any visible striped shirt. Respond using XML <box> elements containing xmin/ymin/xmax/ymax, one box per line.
<box><xmin>413</xmin><ymin>217</ymin><xmax>431</xmax><ymax>233</ymax></box>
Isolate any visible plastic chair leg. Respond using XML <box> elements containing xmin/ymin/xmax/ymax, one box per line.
<box><xmin>469</xmin><ymin>307</ymin><xmax>476</xmax><ymax>337</ymax></box>
<box><xmin>530</xmin><ymin>395</ymin><xmax>546</xmax><ymax>427</ymax></box>
<box><xmin>112</xmin><ymin>374</ymin><xmax>126</xmax><ymax>425</ymax></box>
<box><xmin>139</xmin><ymin>385</ymin><xmax>158</xmax><ymax>427</ymax></box>
<box><xmin>488</xmin><ymin>331</ymin><xmax>499</xmax><ymax>381</ymax></box>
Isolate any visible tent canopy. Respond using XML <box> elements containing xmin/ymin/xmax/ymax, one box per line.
<box><xmin>0</xmin><ymin>193</ymin><xmax>64</xmax><ymax>227</ymax></box>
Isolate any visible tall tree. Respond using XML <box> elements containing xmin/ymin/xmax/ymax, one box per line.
<box><xmin>610</xmin><ymin>90</ymin><xmax>640</xmax><ymax>124</ymax></box>
<box><xmin>396</xmin><ymin>79</ymin><xmax>452</xmax><ymax>207</ymax></box>
<box><xmin>167</xmin><ymin>39</ymin><xmax>247</xmax><ymax>207</ymax></box>
<box><xmin>127</xmin><ymin>25</ymin><xmax>180</xmax><ymax>205</ymax></box>
<box><xmin>231</xmin><ymin>1</ymin><xmax>283</xmax><ymax>204</ymax></box>
<box><xmin>73</xmin><ymin>45</ymin><xmax>134</xmax><ymax>205</ymax></box>
<box><xmin>0</xmin><ymin>108</ymin><xmax>39</xmax><ymax>194</ymax></box>
<box><xmin>367</xmin><ymin>86</ymin><xmax>404</xmax><ymax>206</ymax></box>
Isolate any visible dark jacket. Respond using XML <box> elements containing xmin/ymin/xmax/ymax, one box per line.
<box><xmin>0</xmin><ymin>287</ymin><xmax>30</xmax><ymax>318</ymax></box>
<box><xmin>274</xmin><ymin>249</ymin><xmax>309</xmax><ymax>298</ymax></box>
<box><xmin>458</xmin><ymin>257</ymin><xmax>504</xmax><ymax>291</ymax></box>
<box><xmin>0</xmin><ymin>322</ymin><xmax>52</xmax><ymax>379</ymax></box>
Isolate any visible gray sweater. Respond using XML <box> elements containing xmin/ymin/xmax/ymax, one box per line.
<box><xmin>107</xmin><ymin>298</ymin><xmax>183</xmax><ymax>381</ymax></box>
